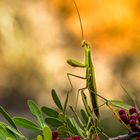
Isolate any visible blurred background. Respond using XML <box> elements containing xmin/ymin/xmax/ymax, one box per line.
<box><xmin>0</xmin><ymin>0</ymin><xmax>140</xmax><ymax>138</ymax></box>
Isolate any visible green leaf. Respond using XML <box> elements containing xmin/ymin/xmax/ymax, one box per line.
<box><xmin>57</xmin><ymin>126</ymin><xmax>72</xmax><ymax>137</ymax></box>
<box><xmin>64</xmin><ymin>92</ymin><xmax>69</xmax><ymax>113</ymax></box>
<box><xmin>58</xmin><ymin>113</ymin><xmax>66</xmax><ymax>122</ymax></box>
<box><xmin>37</xmin><ymin>135</ymin><xmax>43</xmax><ymax>140</ymax></box>
<box><xmin>13</xmin><ymin>117</ymin><xmax>42</xmax><ymax>131</ymax></box>
<box><xmin>0</xmin><ymin>106</ymin><xmax>17</xmax><ymax>129</ymax></box>
<box><xmin>6</xmin><ymin>125</ymin><xmax>24</xmax><ymax>138</ymax></box>
<box><xmin>0</xmin><ymin>123</ymin><xmax>17</xmax><ymax>140</ymax></box>
<box><xmin>6</xmin><ymin>137</ymin><xmax>14</xmax><ymax>140</ymax></box>
<box><xmin>45</xmin><ymin>117</ymin><xmax>63</xmax><ymax>128</ymax></box>
<box><xmin>108</xmin><ymin>100</ymin><xmax>132</xmax><ymax>110</ymax></box>
<box><xmin>80</xmin><ymin>109</ymin><xmax>88</xmax><ymax>123</ymax></box>
<box><xmin>65</xmin><ymin>117</ymin><xmax>78</xmax><ymax>135</ymax></box>
<box><xmin>51</xmin><ymin>89</ymin><xmax>63</xmax><ymax>111</ymax></box>
<box><xmin>70</xmin><ymin>118</ymin><xmax>84</xmax><ymax>138</ymax></box>
<box><xmin>28</xmin><ymin>100</ymin><xmax>45</xmax><ymax>128</ymax></box>
<box><xmin>69</xmin><ymin>106</ymin><xmax>84</xmax><ymax>128</ymax></box>
<box><xmin>43</xmin><ymin>125</ymin><xmax>52</xmax><ymax>140</ymax></box>
<box><xmin>41</xmin><ymin>106</ymin><xmax>59</xmax><ymax>118</ymax></box>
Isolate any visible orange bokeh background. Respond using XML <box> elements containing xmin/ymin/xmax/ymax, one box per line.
<box><xmin>0</xmin><ymin>0</ymin><xmax>140</xmax><ymax>117</ymax></box>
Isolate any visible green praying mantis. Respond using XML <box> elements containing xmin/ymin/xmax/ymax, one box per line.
<box><xmin>67</xmin><ymin>41</ymin><xmax>99</xmax><ymax>118</ymax></box>
<box><xmin>67</xmin><ymin>0</ymin><xmax>100</xmax><ymax>118</ymax></box>
<box><xmin>66</xmin><ymin>0</ymin><xmax>137</xmax><ymax>133</ymax></box>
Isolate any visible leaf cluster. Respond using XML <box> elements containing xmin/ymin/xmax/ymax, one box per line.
<box><xmin>0</xmin><ymin>88</ymin><xmax>135</xmax><ymax>140</ymax></box>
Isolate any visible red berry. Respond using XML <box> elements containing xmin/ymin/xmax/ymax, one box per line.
<box><xmin>129</xmin><ymin>119</ymin><xmax>136</xmax><ymax>126</ymax></box>
<box><xmin>129</xmin><ymin>107</ymin><xmax>137</xmax><ymax>114</ymax></box>
<box><xmin>129</xmin><ymin>115</ymin><xmax>137</xmax><ymax>120</ymax></box>
<box><xmin>136</xmin><ymin>137</ymin><xmax>140</xmax><ymax>140</ymax></box>
<box><xmin>120</xmin><ymin>114</ymin><xmax>127</xmax><ymax>121</ymax></box>
<box><xmin>120</xmin><ymin>114</ymin><xmax>129</xmax><ymax>124</ymax></box>
<box><xmin>124</xmin><ymin>119</ymin><xmax>129</xmax><ymax>125</ymax></box>
<box><xmin>52</xmin><ymin>131</ymin><xmax>58</xmax><ymax>139</ymax></box>
<box><xmin>138</xmin><ymin>112</ymin><xmax>140</xmax><ymax>116</ymax></box>
<box><xmin>74</xmin><ymin>136</ymin><xmax>80</xmax><ymax>140</ymax></box>
<box><xmin>131</xmin><ymin>125</ymin><xmax>139</xmax><ymax>131</ymax></box>
<box><xmin>118</xmin><ymin>109</ymin><xmax>125</xmax><ymax>115</ymax></box>
<box><xmin>55</xmin><ymin>138</ymin><xmax>61</xmax><ymax>140</ymax></box>
<box><xmin>138</xmin><ymin>115</ymin><xmax>140</xmax><ymax>122</ymax></box>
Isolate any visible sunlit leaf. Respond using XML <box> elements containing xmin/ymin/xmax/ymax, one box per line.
<box><xmin>51</xmin><ymin>89</ymin><xmax>63</xmax><ymax>111</ymax></box>
<box><xmin>6</xmin><ymin>137</ymin><xmax>14</xmax><ymax>140</ymax></box>
<box><xmin>43</xmin><ymin>125</ymin><xmax>52</xmax><ymax>140</ymax></box>
<box><xmin>28</xmin><ymin>100</ymin><xmax>45</xmax><ymax>128</ymax></box>
<box><xmin>37</xmin><ymin>135</ymin><xmax>43</xmax><ymax>140</ymax></box>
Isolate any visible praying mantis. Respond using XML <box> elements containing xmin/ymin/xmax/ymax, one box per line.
<box><xmin>67</xmin><ymin>41</ymin><xmax>99</xmax><ymax>118</ymax></box>
<box><xmin>66</xmin><ymin>0</ymin><xmax>137</xmax><ymax>133</ymax></box>
<box><xmin>67</xmin><ymin>0</ymin><xmax>99</xmax><ymax>118</ymax></box>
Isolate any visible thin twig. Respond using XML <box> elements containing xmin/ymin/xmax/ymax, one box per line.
<box><xmin>109</xmin><ymin>132</ymin><xmax>140</xmax><ymax>140</ymax></box>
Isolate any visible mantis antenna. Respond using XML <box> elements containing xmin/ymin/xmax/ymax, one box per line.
<box><xmin>72</xmin><ymin>0</ymin><xmax>84</xmax><ymax>41</ymax></box>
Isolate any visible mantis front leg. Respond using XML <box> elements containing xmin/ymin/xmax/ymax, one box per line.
<box><xmin>67</xmin><ymin>58</ymin><xmax>86</xmax><ymax>92</ymax></box>
<box><xmin>67</xmin><ymin>59</ymin><xmax>87</xmax><ymax>110</ymax></box>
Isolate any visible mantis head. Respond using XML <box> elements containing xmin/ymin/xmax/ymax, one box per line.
<box><xmin>81</xmin><ymin>40</ymin><xmax>90</xmax><ymax>49</ymax></box>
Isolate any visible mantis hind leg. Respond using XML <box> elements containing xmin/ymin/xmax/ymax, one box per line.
<box><xmin>75</xmin><ymin>87</ymin><xmax>87</xmax><ymax>111</ymax></box>
<box><xmin>75</xmin><ymin>87</ymin><xmax>106</xmax><ymax>112</ymax></box>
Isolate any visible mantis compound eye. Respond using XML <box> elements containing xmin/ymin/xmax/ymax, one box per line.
<box><xmin>81</xmin><ymin>40</ymin><xmax>89</xmax><ymax>47</ymax></box>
